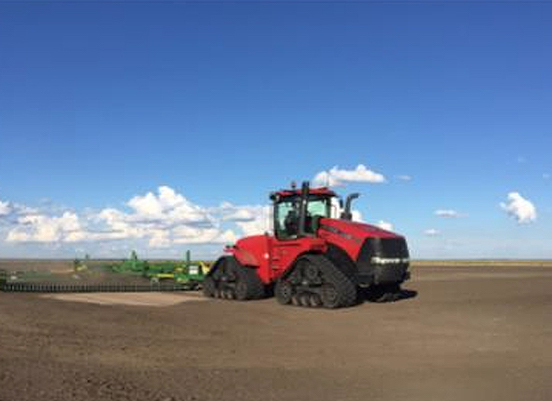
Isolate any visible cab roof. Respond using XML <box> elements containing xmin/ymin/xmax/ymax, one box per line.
<box><xmin>272</xmin><ymin>187</ymin><xmax>337</xmax><ymax>199</ymax></box>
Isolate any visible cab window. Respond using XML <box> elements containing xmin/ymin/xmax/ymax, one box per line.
<box><xmin>275</xmin><ymin>197</ymin><xmax>299</xmax><ymax>239</ymax></box>
<box><xmin>274</xmin><ymin>196</ymin><xmax>331</xmax><ymax>239</ymax></box>
<box><xmin>306</xmin><ymin>197</ymin><xmax>331</xmax><ymax>233</ymax></box>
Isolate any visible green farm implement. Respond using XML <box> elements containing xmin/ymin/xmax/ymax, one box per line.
<box><xmin>0</xmin><ymin>251</ymin><xmax>210</xmax><ymax>293</ymax></box>
<box><xmin>144</xmin><ymin>251</ymin><xmax>207</xmax><ymax>288</ymax></box>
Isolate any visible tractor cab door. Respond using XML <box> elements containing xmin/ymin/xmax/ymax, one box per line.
<box><xmin>268</xmin><ymin>195</ymin><xmax>329</xmax><ymax>279</ymax></box>
<box><xmin>269</xmin><ymin>197</ymin><xmax>302</xmax><ymax>276</ymax></box>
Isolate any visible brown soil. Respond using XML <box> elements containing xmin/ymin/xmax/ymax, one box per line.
<box><xmin>1</xmin><ymin>264</ymin><xmax>552</xmax><ymax>401</ymax></box>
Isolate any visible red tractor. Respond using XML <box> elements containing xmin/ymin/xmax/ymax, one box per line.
<box><xmin>203</xmin><ymin>181</ymin><xmax>410</xmax><ymax>308</ymax></box>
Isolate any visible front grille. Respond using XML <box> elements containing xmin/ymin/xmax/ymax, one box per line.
<box><xmin>358</xmin><ymin>237</ymin><xmax>409</xmax><ymax>261</ymax></box>
<box><xmin>356</xmin><ymin>237</ymin><xmax>410</xmax><ymax>281</ymax></box>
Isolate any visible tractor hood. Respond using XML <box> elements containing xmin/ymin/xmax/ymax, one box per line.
<box><xmin>319</xmin><ymin>218</ymin><xmax>404</xmax><ymax>241</ymax></box>
<box><xmin>317</xmin><ymin>218</ymin><xmax>409</xmax><ymax>263</ymax></box>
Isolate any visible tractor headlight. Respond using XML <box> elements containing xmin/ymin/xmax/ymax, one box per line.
<box><xmin>371</xmin><ymin>256</ymin><xmax>410</xmax><ymax>265</ymax></box>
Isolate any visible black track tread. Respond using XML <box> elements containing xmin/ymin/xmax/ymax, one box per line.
<box><xmin>203</xmin><ymin>257</ymin><xmax>226</xmax><ymax>299</ymax></box>
<box><xmin>325</xmin><ymin>244</ymin><xmax>358</xmax><ymax>284</ymax></box>
<box><xmin>205</xmin><ymin>256</ymin><xmax>264</xmax><ymax>301</ymax></box>
<box><xmin>230</xmin><ymin>257</ymin><xmax>265</xmax><ymax>301</ymax></box>
<box><xmin>302</xmin><ymin>254</ymin><xmax>357</xmax><ymax>308</ymax></box>
<box><xmin>202</xmin><ymin>276</ymin><xmax>216</xmax><ymax>297</ymax></box>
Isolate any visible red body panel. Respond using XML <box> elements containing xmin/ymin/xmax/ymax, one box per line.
<box><xmin>267</xmin><ymin>236</ymin><xmax>327</xmax><ymax>282</ymax></box>
<box><xmin>227</xmin><ymin>218</ymin><xmax>404</xmax><ymax>285</ymax></box>
<box><xmin>317</xmin><ymin>218</ymin><xmax>404</xmax><ymax>261</ymax></box>
<box><xmin>228</xmin><ymin>234</ymin><xmax>327</xmax><ymax>284</ymax></box>
<box><xmin>230</xmin><ymin>235</ymin><xmax>269</xmax><ymax>269</ymax></box>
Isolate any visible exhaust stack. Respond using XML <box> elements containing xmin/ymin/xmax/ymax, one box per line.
<box><xmin>297</xmin><ymin>181</ymin><xmax>310</xmax><ymax>237</ymax></box>
<box><xmin>341</xmin><ymin>193</ymin><xmax>360</xmax><ymax>220</ymax></box>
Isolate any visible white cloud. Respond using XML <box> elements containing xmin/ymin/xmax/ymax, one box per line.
<box><xmin>212</xmin><ymin>202</ymin><xmax>271</xmax><ymax>236</ymax></box>
<box><xmin>126</xmin><ymin>186</ymin><xmax>213</xmax><ymax>226</ymax></box>
<box><xmin>376</xmin><ymin>220</ymin><xmax>394</xmax><ymax>231</ymax></box>
<box><xmin>424</xmin><ymin>228</ymin><xmax>440</xmax><ymax>236</ymax></box>
<box><xmin>5</xmin><ymin>186</ymin><xmax>239</xmax><ymax>247</ymax></box>
<box><xmin>173</xmin><ymin>226</ymin><xmax>237</xmax><ymax>245</ymax></box>
<box><xmin>217</xmin><ymin>202</ymin><xmax>258</xmax><ymax>223</ymax></box>
<box><xmin>435</xmin><ymin>209</ymin><xmax>466</xmax><ymax>218</ymax></box>
<box><xmin>313</xmin><ymin>164</ymin><xmax>386</xmax><ymax>187</ymax></box>
<box><xmin>6</xmin><ymin>212</ymin><xmax>82</xmax><ymax>243</ymax></box>
<box><xmin>500</xmin><ymin>192</ymin><xmax>537</xmax><ymax>224</ymax></box>
<box><xmin>396</xmin><ymin>175</ymin><xmax>412</xmax><ymax>181</ymax></box>
<box><xmin>148</xmin><ymin>230</ymin><xmax>171</xmax><ymax>248</ymax></box>
<box><xmin>351</xmin><ymin>210</ymin><xmax>363</xmax><ymax>222</ymax></box>
<box><xmin>0</xmin><ymin>200</ymin><xmax>10</xmax><ymax>216</ymax></box>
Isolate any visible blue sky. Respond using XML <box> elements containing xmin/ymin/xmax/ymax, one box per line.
<box><xmin>0</xmin><ymin>2</ymin><xmax>551</xmax><ymax>259</ymax></box>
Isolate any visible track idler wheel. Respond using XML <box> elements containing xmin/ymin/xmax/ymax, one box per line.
<box><xmin>320</xmin><ymin>283</ymin><xmax>340</xmax><ymax>308</ymax></box>
<box><xmin>309</xmin><ymin>293</ymin><xmax>322</xmax><ymax>307</ymax></box>
<box><xmin>274</xmin><ymin>280</ymin><xmax>294</xmax><ymax>305</ymax></box>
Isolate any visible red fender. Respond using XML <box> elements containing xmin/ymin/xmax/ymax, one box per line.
<box><xmin>227</xmin><ymin>245</ymin><xmax>260</xmax><ymax>267</ymax></box>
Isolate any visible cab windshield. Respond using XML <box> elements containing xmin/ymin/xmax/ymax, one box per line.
<box><xmin>274</xmin><ymin>195</ymin><xmax>331</xmax><ymax>239</ymax></box>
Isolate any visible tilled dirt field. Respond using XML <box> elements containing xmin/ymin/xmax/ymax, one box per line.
<box><xmin>1</xmin><ymin>264</ymin><xmax>552</xmax><ymax>401</ymax></box>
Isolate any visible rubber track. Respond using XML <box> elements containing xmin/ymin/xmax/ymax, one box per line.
<box><xmin>0</xmin><ymin>282</ymin><xmax>198</xmax><ymax>293</ymax></box>
<box><xmin>204</xmin><ymin>256</ymin><xmax>265</xmax><ymax>301</ymax></box>
<box><xmin>234</xmin><ymin>261</ymin><xmax>265</xmax><ymax>300</ymax></box>
<box><xmin>297</xmin><ymin>254</ymin><xmax>358</xmax><ymax>308</ymax></box>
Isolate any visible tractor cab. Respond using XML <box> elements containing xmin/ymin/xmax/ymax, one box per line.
<box><xmin>270</xmin><ymin>182</ymin><xmax>359</xmax><ymax>240</ymax></box>
<box><xmin>270</xmin><ymin>183</ymin><xmax>335</xmax><ymax>240</ymax></box>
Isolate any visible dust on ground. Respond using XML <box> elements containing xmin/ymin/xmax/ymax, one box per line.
<box><xmin>41</xmin><ymin>292</ymin><xmax>207</xmax><ymax>306</ymax></box>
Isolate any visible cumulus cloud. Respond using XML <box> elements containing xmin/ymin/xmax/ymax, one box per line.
<box><xmin>395</xmin><ymin>175</ymin><xmax>412</xmax><ymax>181</ymax></box>
<box><xmin>351</xmin><ymin>210</ymin><xmax>364</xmax><ymax>222</ymax></box>
<box><xmin>0</xmin><ymin>200</ymin><xmax>10</xmax><ymax>216</ymax></box>
<box><xmin>500</xmin><ymin>192</ymin><xmax>537</xmax><ymax>224</ymax></box>
<box><xmin>173</xmin><ymin>226</ymin><xmax>237</xmax><ymax>245</ymax></box>
<box><xmin>6</xmin><ymin>211</ymin><xmax>82</xmax><ymax>243</ymax></box>
<box><xmin>435</xmin><ymin>209</ymin><xmax>466</xmax><ymax>218</ymax></box>
<box><xmin>313</xmin><ymin>164</ymin><xmax>386</xmax><ymax>187</ymax></box>
<box><xmin>424</xmin><ymin>228</ymin><xmax>440</xmax><ymax>236</ymax></box>
<box><xmin>211</xmin><ymin>202</ymin><xmax>271</xmax><ymax>236</ymax></box>
<box><xmin>126</xmin><ymin>186</ymin><xmax>213</xmax><ymax>226</ymax></box>
<box><xmin>4</xmin><ymin>186</ymin><xmax>240</xmax><ymax>248</ymax></box>
<box><xmin>376</xmin><ymin>220</ymin><xmax>394</xmax><ymax>231</ymax></box>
